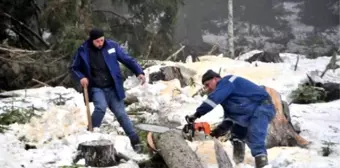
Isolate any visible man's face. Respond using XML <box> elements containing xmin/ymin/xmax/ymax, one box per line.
<box><xmin>92</xmin><ymin>37</ymin><xmax>105</xmax><ymax>49</ymax></box>
<box><xmin>203</xmin><ymin>77</ymin><xmax>218</xmax><ymax>93</ymax></box>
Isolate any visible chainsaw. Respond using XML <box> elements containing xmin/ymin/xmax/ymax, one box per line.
<box><xmin>135</xmin><ymin>115</ymin><xmax>212</xmax><ymax>142</ymax></box>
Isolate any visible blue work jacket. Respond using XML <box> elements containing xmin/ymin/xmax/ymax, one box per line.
<box><xmin>70</xmin><ymin>39</ymin><xmax>144</xmax><ymax>102</ymax></box>
<box><xmin>195</xmin><ymin>75</ymin><xmax>271</xmax><ymax>127</ymax></box>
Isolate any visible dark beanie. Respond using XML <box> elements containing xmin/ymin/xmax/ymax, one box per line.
<box><xmin>202</xmin><ymin>69</ymin><xmax>221</xmax><ymax>84</ymax></box>
<box><xmin>89</xmin><ymin>28</ymin><xmax>104</xmax><ymax>40</ymax></box>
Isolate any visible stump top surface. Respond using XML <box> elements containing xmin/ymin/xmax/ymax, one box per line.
<box><xmin>80</xmin><ymin>139</ymin><xmax>113</xmax><ymax>146</ymax></box>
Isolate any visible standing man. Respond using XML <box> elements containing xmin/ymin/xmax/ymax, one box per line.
<box><xmin>187</xmin><ymin>70</ymin><xmax>275</xmax><ymax>168</ymax></box>
<box><xmin>70</xmin><ymin>28</ymin><xmax>146</xmax><ymax>153</ymax></box>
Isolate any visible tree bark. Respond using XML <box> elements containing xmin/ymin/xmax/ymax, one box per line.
<box><xmin>227</xmin><ymin>0</ymin><xmax>234</xmax><ymax>58</ymax></box>
<box><xmin>153</xmin><ymin>130</ymin><xmax>205</xmax><ymax>168</ymax></box>
<box><xmin>213</xmin><ymin>138</ymin><xmax>233</xmax><ymax>168</ymax></box>
<box><xmin>148</xmin><ymin>66</ymin><xmax>187</xmax><ymax>87</ymax></box>
<box><xmin>73</xmin><ymin>140</ymin><xmax>118</xmax><ymax>167</ymax></box>
<box><xmin>265</xmin><ymin>86</ymin><xmax>310</xmax><ymax>148</ymax></box>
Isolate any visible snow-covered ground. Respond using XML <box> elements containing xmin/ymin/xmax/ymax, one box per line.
<box><xmin>0</xmin><ymin>50</ymin><xmax>339</xmax><ymax>168</ymax></box>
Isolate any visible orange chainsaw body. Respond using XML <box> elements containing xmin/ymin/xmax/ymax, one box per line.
<box><xmin>193</xmin><ymin>122</ymin><xmax>211</xmax><ymax>135</ymax></box>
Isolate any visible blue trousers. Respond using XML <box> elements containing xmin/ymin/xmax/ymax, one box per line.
<box><xmin>229</xmin><ymin>103</ymin><xmax>275</xmax><ymax>157</ymax></box>
<box><xmin>91</xmin><ymin>87</ymin><xmax>140</xmax><ymax>145</ymax></box>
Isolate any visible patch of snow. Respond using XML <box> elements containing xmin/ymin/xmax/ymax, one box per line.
<box><xmin>0</xmin><ymin>50</ymin><xmax>339</xmax><ymax>167</ymax></box>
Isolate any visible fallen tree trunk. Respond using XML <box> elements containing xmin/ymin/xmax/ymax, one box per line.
<box><xmin>153</xmin><ymin>130</ymin><xmax>205</xmax><ymax>168</ymax></box>
<box><xmin>265</xmin><ymin>86</ymin><xmax>309</xmax><ymax>148</ymax></box>
<box><xmin>148</xmin><ymin>66</ymin><xmax>187</xmax><ymax>87</ymax></box>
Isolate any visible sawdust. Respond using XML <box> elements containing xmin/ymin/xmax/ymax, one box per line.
<box><xmin>190</xmin><ymin>140</ymin><xmax>313</xmax><ymax>167</ymax></box>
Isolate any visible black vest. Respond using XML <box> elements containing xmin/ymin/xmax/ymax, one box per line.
<box><xmin>88</xmin><ymin>43</ymin><xmax>114</xmax><ymax>88</ymax></box>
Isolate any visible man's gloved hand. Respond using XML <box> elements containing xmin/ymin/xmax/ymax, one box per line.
<box><xmin>186</xmin><ymin>114</ymin><xmax>198</xmax><ymax>123</ymax></box>
<box><xmin>210</xmin><ymin>126</ymin><xmax>227</xmax><ymax>138</ymax></box>
<box><xmin>210</xmin><ymin>120</ymin><xmax>233</xmax><ymax>138</ymax></box>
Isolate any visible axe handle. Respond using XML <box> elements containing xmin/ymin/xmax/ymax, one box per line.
<box><xmin>84</xmin><ymin>87</ymin><xmax>93</xmax><ymax>132</ymax></box>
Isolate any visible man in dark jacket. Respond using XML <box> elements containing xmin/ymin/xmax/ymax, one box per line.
<box><xmin>70</xmin><ymin>28</ymin><xmax>145</xmax><ymax>153</ymax></box>
<box><xmin>187</xmin><ymin>70</ymin><xmax>275</xmax><ymax>168</ymax></box>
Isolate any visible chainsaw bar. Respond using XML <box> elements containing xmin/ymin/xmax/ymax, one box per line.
<box><xmin>135</xmin><ymin>123</ymin><xmax>181</xmax><ymax>133</ymax></box>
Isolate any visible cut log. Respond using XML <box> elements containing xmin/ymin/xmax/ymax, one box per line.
<box><xmin>246</xmin><ymin>51</ymin><xmax>283</xmax><ymax>63</ymax></box>
<box><xmin>148</xmin><ymin>66</ymin><xmax>187</xmax><ymax>87</ymax></box>
<box><xmin>265</xmin><ymin>86</ymin><xmax>309</xmax><ymax>148</ymax></box>
<box><xmin>213</xmin><ymin>138</ymin><xmax>233</xmax><ymax>168</ymax></box>
<box><xmin>153</xmin><ymin>130</ymin><xmax>205</xmax><ymax>168</ymax></box>
<box><xmin>73</xmin><ymin>139</ymin><xmax>118</xmax><ymax>167</ymax></box>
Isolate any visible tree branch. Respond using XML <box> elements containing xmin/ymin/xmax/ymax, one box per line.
<box><xmin>166</xmin><ymin>45</ymin><xmax>186</xmax><ymax>61</ymax></box>
<box><xmin>93</xmin><ymin>9</ymin><xmax>131</xmax><ymax>23</ymax></box>
<box><xmin>0</xmin><ymin>46</ymin><xmax>51</xmax><ymax>53</ymax></box>
<box><xmin>1</xmin><ymin>12</ymin><xmax>50</xmax><ymax>48</ymax></box>
<box><xmin>10</xmin><ymin>28</ymin><xmax>38</xmax><ymax>50</ymax></box>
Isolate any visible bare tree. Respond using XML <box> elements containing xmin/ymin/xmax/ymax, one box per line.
<box><xmin>227</xmin><ymin>0</ymin><xmax>235</xmax><ymax>58</ymax></box>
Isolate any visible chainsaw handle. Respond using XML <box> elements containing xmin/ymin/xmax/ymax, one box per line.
<box><xmin>185</xmin><ymin>115</ymin><xmax>195</xmax><ymax>137</ymax></box>
<box><xmin>185</xmin><ymin>115</ymin><xmax>191</xmax><ymax>124</ymax></box>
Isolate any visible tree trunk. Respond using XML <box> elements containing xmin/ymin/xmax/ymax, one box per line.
<box><xmin>153</xmin><ymin>130</ymin><xmax>205</xmax><ymax>168</ymax></box>
<box><xmin>227</xmin><ymin>0</ymin><xmax>234</xmax><ymax>58</ymax></box>
<box><xmin>265</xmin><ymin>86</ymin><xmax>310</xmax><ymax>148</ymax></box>
<box><xmin>73</xmin><ymin>140</ymin><xmax>118</xmax><ymax>167</ymax></box>
<box><xmin>213</xmin><ymin>138</ymin><xmax>233</xmax><ymax>168</ymax></box>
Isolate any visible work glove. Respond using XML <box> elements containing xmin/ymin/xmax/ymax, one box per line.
<box><xmin>210</xmin><ymin>126</ymin><xmax>227</xmax><ymax>138</ymax></box>
<box><xmin>186</xmin><ymin>114</ymin><xmax>198</xmax><ymax>123</ymax></box>
<box><xmin>210</xmin><ymin>119</ymin><xmax>233</xmax><ymax>138</ymax></box>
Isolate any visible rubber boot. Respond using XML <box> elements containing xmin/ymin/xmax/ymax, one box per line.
<box><xmin>255</xmin><ymin>155</ymin><xmax>268</xmax><ymax>168</ymax></box>
<box><xmin>232</xmin><ymin>138</ymin><xmax>245</xmax><ymax>164</ymax></box>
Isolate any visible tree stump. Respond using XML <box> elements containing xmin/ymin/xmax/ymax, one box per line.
<box><xmin>148</xmin><ymin>66</ymin><xmax>187</xmax><ymax>87</ymax></box>
<box><xmin>246</xmin><ymin>51</ymin><xmax>283</xmax><ymax>63</ymax></box>
<box><xmin>73</xmin><ymin>140</ymin><xmax>118</xmax><ymax>167</ymax></box>
<box><xmin>153</xmin><ymin>130</ymin><xmax>205</xmax><ymax>168</ymax></box>
<box><xmin>265</xmin><ymin>86</ymin><xmax>309</xmax><ymax>148</ymax></box>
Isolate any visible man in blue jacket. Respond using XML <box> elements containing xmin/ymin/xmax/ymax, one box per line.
<box><xmin>187</xmin><ymin>70</ymin><xmax>275</xmax><ymax>168</ymax></box>
<box><xmin>70</xmin><ymin>28</ymin><xmax>145</xmax><ymax>153</ymax></box>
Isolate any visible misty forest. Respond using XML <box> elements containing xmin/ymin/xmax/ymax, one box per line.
<box><xmin>0</xmin><ymin>0</ymin><xmax>338</xmax><ymax>91</ymax></box>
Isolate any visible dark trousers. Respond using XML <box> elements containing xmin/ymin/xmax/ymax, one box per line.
<box><xmin>91</xmin><ymin>87</ymin><xmax>140</xmax><ymax>145</ymax></box>
<box><xmin>230</xmin><ymin>103</ymin><xmax>275</xmax><ymax>157</ymax></box>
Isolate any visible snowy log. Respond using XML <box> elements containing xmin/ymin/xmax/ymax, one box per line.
<box><xmin>246</xmin><ymin>51</ymin><xmax>283</xmax><ymax>63</ymax></box>
<box><xmin>148</xmin><ymin>66</ymin><xmax>187</xmax><ymax>87</ymax></box>
<box><xmin>73</xmin><ymin>140</ymin><xmax>118</xmax><ymax>167</ymax></box>
<box><xmin>213</xmin><ymin>138</ymin><xmax>233</xmax><ymax>168</ymax></box>
<box><xmin>153</xmin><ymin>130</ymin><xmax>205</xmax><ymax>168</ymax></box>
<box><xmin>265</xmin><ymin>87</ymin><xmax>309</xmax><ymax>148</ymax></box>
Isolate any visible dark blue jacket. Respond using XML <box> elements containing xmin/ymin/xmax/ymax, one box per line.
<box><xmin>195</xmin><ymin>75</ymin><xmax>270</xmax><ymax>127</ymax></box>
<box><xmin>70</xmin><ymin>39</ymin><xmax>144</xmax><ymax>102</ymax></box>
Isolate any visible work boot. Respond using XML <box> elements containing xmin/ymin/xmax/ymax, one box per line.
<box><xmin>130</xmin><ymin>136</ymin><xmax>144</xmax><ymax>154</ymax></box>
<box><xmin>231</xmin><ymin>138</ymin><xmax>245</xmax><ymax>164</ymax></box>
<box><xmin>255</xmin><ymin>155</ymin><xmax>268</xmax><ymax>168</ymax></box>
<box><xmin>132</xmin><ymin>143</ymin><xmax>143</xmax><ymax>154</ymax></box>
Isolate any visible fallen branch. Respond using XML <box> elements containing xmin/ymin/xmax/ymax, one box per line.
<box><xmin>10</xmin><ymin>28</ymin><xmax>38</xmax><ymax>50</ymax></box>
<box><xmin>32</xmin><ymin>78</ymin><xmax>51</xmax><ymax>87</ymax></box>
<box><xmin>0</xmin><ymin>46</ymin><xmax>51</xmax><ymax>53</ymax></box>
<box><xmin>47</xmin><ymin>54</ymin><xmax>69</xmax><ymax>65</ymax></box>
<box><xmin>191</xmin><ymin>87</ymin><xmax>206</xmax><ymax>98</ymax></box>
<box><xmin>207</xmin><ymin>45</ymin><xmax>218</xmax><ymax>55</ymax></box>
<box><xmin>166</xmin><ymin>45</ymin><xmax>186</xmax><ymax>61</ymax></box>
<box><xmin>32</xmin><ymin>72</ymin><xmax>68</xmax><ymax>88</ymax></box>
<box><xmin>320</xmin><ymin>54</ymin><xmax>339</xmax><ymax>78</ymax></box>
<box><xmin>2</xmin><ymin>12</ymin><xmax>50</xmax><ymax>48</ymax></box>
<box><xmin>294</xmin><ymin>54</ymin><xmax>299</xmax><ymax>71</ymax></box>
